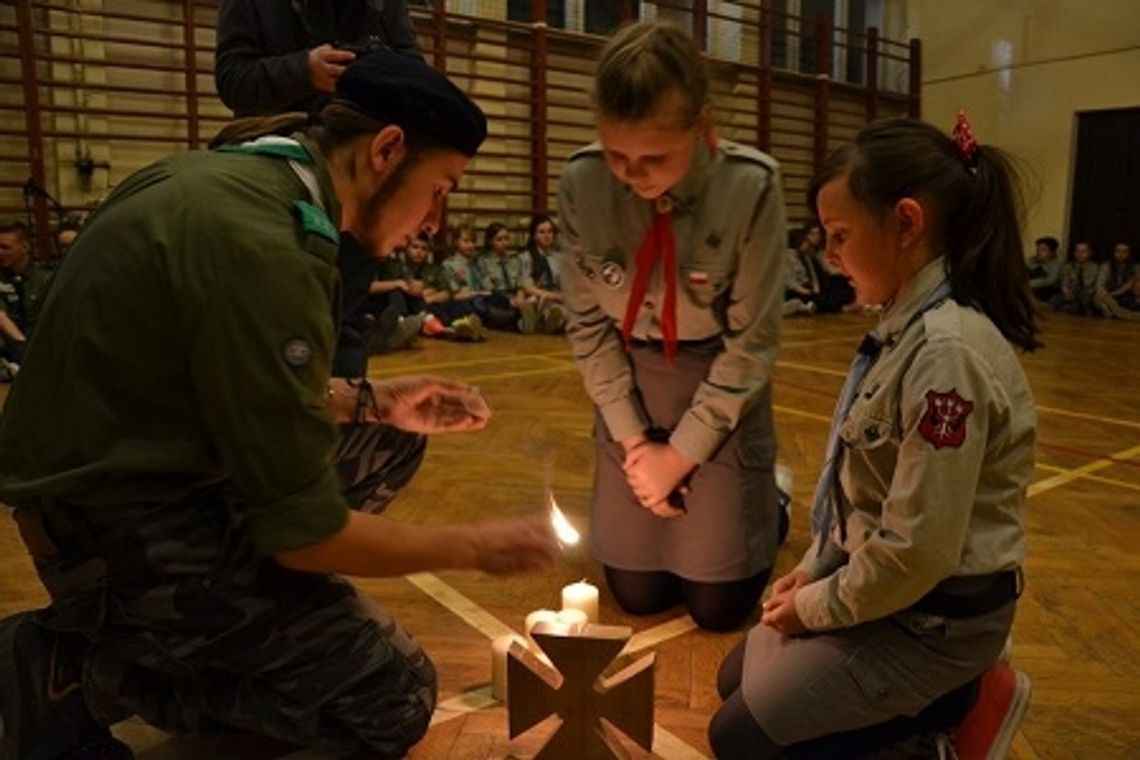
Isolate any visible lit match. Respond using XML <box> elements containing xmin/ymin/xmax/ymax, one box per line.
<box><xmin>549</xmin><ymin>495</ymin><xmax>580</xmax><ymax>546</ymax></box>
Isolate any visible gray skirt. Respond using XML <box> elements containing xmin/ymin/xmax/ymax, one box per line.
<box><xmin>590</xmin><ymin>339</ymin><xmax>780</xmax><ymax>582</ymax></box>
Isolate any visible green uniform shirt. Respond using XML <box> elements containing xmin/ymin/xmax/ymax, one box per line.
<box><xmin>0</xmin><ymin>135</ymin><xmax>349</xmax><ymax>555</ymax></box>
<box><xmin>0</xmin><ymin>259</ymin><xmax>55</xmax><ymax>335</ymax></box>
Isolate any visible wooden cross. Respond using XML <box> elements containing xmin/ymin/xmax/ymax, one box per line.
<box><xmin>506</xmin><ymin>622</ymin><xmax>656</xmax><ymax>760</ymax></box>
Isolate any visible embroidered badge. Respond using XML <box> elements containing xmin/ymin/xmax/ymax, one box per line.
<box><xmin>917</xmin><ymin>389</ymin><xmax>974</xmax><ymax>449</ymax></box>
<box><xmin>600</xmin><ymin>261</ymin><xmax>625</xmax><ymax>289</ymax></box>
<box><xmin>283</xmin><ymin>338</ymin><xmax>312</xmax><ymax>367</ymax></box>
<box><xmin>687</xmin><ymin>271</ymin><xmax>710</xmax><ymax>286</ymax></box>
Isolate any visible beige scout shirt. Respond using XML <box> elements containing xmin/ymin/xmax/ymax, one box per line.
<box><xmin>794</xmin><ymin>258</ymin><xmax>1034</xmax><ymax>631</ymax></box>
<box><xmin>558</xmin><ymin>140</ymin><xmax>787</xmax><ymax>464</ymax></box>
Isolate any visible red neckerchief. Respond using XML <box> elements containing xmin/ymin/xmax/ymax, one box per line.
<box><xmin>621</xmin><ymin>193</ymin><xmax>678</xmax><ymax>364</ymax></box>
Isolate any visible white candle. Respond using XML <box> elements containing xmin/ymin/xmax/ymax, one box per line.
<box><xmin>561</xmin><ymin>580</ymin><xmax>600</xmax><ymax>623</ymax></box>
<box><xmin>491</xmin><ymin>633</ymin><xmax>525</xmax><ymax>701</ymax></box>
<box><xmin>524</xmin><ymin>609</ymin><xmax>560</xmax><ymax>636</ymax></box>
<box><xmin>556</xmin><ymin>607</ymin><xmax>588</xmax><ymax>631</ymax></box>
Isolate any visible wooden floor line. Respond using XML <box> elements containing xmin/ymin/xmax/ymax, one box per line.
<box><xmin>405</xmin><ymin>572</ymin><xmax>516</xmax><ymax>640</ymax></box>
<box><xmin>368</xmin><ymin>351</ymin><xmax>567</xmax><ymax>377</ymax></box>
<box><xmin>429</xmin><ymin>685</ymin><xmax>497</xmax><ymax>727</ymax></box>
<box><xmin>773</xmin><ymin>403</ymin><xmax>833</xmax><ymax>423</ymax></box>
<box><xmin>462</xmin><ymin>365</ymin><xmax>581</xmax><ymax>383</ymax></box>
<box><xmin>1028</xmin><ymin>444</ymin><xmax>1140</xmax><ymax>498</ymax></box>
<box><xmin>653</xmin><ymin>724</ymin><xmax>711</xmax><ymax>760</ymax></box>
<box><xmin>1036</xmin><ymin>462</ymin><xmax>1140</xmax><ymax>493</ymax></box>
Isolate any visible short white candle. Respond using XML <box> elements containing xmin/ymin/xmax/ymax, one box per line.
<box><xmin>561</xmin><ymin>580</ymin><xmax>600</xmax><ymax>623</ymax></box>
<box><xmin>556</xmin><ymin>607</ymin><xmax>588</xmax><ymax>631</ymax></box>
<box><xmin>491</xmin><ymin>633</ymin><xmax>525</xmax><ymax>701</ymax></box>
<box><xmin>524</xmin><ymin>609</ymin><xmax>559</xmax><ymax>636</ymax></box>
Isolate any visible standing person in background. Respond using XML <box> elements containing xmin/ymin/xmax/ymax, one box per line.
<box><xmin>710</xmin><ymin>115</ymin><xmax>1036</xmax><ymax>760</ymax></box>
<box><xmin>0</xmin><ymin>53</ymin><xmax>557</xmax><ymax>759</ymax></box>
<box><xmin>559</xmin><ymin>22</ymin><xmax>788</xmax><ymax>633</ymax></box>
<box><xmin>214</xmin><ymin>0</ymin><xmax>422</xmax><ymax>118</ymax></box>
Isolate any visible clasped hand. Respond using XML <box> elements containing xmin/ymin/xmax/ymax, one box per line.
<box><xmin>621</xmin><ymin>436</ymin><xmax>694</xmax><ymax>519</ymax></box>
<box><xmin>760</xmin><ymin>570</ymin><xmax>810</xmax><ymax>635</ymax></box>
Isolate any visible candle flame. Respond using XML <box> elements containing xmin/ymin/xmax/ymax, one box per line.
<box><xmin>550</xmin><ymin>497</ymin><xmax>580</xmax><ymax>546</ymax></box>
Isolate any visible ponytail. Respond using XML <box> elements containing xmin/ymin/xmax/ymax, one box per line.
<box><xmin>808</xmin><ymin>119</ymin><xmax>1041</xmax><ymax>351</ymax></box>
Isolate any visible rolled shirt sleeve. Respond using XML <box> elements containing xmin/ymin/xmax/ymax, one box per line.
<box><xmin>183</xmin><ymin>220</ymin><xmax>348</xmax><ymax>555</ymax></box>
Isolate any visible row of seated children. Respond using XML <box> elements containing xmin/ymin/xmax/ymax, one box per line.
<box><xmin>1026</xmin><ymin>237</ymin><xmax>1139</xmax><ymax>320</ymax></box>
<box><xmin>782</xmin><ymin>223</ymin><xmax>856</xmax><ymax>316</ymax></box>
<box><xmin>367</xmin><ymin>215</ymin><xmax>567</xmax><ymax>352</ymax></box>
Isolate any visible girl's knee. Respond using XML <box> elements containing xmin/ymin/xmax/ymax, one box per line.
<box><xmin>708</xmin><ymin>691</ymin><xmax>783</xmax><ymax>760</ymax></box>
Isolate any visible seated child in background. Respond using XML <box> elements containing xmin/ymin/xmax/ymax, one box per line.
<box><xmin>1026</xmin><ymin>236</ymin><xmax>1063</xmax><ymax>303</ymax></box>
<box><xmin>1093</xmin><ymin>242</ymin><xmax>1139</xmax><ymax>321</ymax></box>
<box><xmin>1050</xmin><ymin>241</ymin><xmax>1100</xmax><ymax>316</ymax></box>
<box><xmin>478</xmin><ymin>221</ymin><xmax>539</xmax><ymax>333</ymax></box>
<box><xmin>783</xmin><ymin>226</ymin><xmax>821</xmax><ymax>317</ymax></box>
<box><xmin>519</xmin><ymin>214</ymin><xmax>567</xmax><ymax>334</ymax></box>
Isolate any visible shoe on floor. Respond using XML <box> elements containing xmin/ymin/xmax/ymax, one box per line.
<box><xmin>517</xmin><ymin>301</ymin><xmax>539</xmax><ymax>334</ymax></box>
<box><xmin>951</xmin><ymin>663</ymin><xmax>1031</xmax><ymax>760</ymax></box>
<box><xmin>541</xmin><ymin>303</ymin><xmax>566</xmax><ymax>334</ymax></box>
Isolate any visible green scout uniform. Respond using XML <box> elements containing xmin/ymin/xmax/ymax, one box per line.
<box><xmin>441</xmin><ymin>252</ymin><xmax>488</xmax><ymax>293</ymax></box>
<box><xmin>0</xmin><ymin>136</ymin><xmax>434</xmax><ymax>753</ymax></box>
<box><xmin>478</xmin><ymin>251</ymin><xmax>527</xmax><ymax>293</ymax></box>
<box><xmin>559</xmin><ymin>139</ymin><xmax>786</xmax><ymax>583</ymax></box>
<box><xmin>740</xmin><ymin>258</ymin><xmax>1032</xmax><ymax>745</ymax></box>
<box><xmin>0</xmin><ymin>258</ymin><xmax>54</xmax><ymax>335</ymax></box>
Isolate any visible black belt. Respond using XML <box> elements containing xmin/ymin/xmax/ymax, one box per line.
<box><xmin>628</xmin><ymin>335</ymin><xmax>720</xmax><ymax>349</ymax></box>
<box><xmin>910</xmin><ymin>569</ymin><xmax>1022</xmax><ymax>618</ymax></box>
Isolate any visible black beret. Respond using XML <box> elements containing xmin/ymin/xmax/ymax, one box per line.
<box><xmin>335</xmin><ymin>50</ymin><xmax>487</xmax><ymax>157</ymax></box>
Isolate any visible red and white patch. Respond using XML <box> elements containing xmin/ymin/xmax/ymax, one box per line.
<box><xmin>917</xmin><ymin>389</ymin><xmax>974</xmax><ymax>449</ymax></box>
<box><xmin>687</xmin><ymin>271</ymin><xmax>710</xmax><ymax>286</ymax></box>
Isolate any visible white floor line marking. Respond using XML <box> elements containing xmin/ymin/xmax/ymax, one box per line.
<box><xmin>1028</xmin><ymin>445</ymin><xmax>1140</xmax><ymax>498</ymax></box>
<box><xmin>653</xmin><ymin>724</ymin><xmax>710</xmax><ymax>759</ymax></box>
<box><xmin>405</xmin><ymin>572</ymin><xmax>516</xmax><ymax>640</ymax></box>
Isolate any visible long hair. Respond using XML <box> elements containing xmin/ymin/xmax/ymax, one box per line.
<box><xmin>525</xmin><ymin>213</ymin><xmax>556</xmax><ymax>288</ymax></box>
<box><xmin>484</xmin><ymin>221</ymin><xmax>509</xmax><ymax>254</ymax></box>
<box><xmin>808</xmin><ymin>118</ymin><xmax>1041</xmax><ymax>351</ymax></box>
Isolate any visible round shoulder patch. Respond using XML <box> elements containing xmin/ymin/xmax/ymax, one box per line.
<box><xmin>600</xmin><ymin>261</ymin><xmax>625</xmax><ymax>289</ymax></box>
<box><xmin>283</xmin><ymin>338</ymin><xmax>313</xmax><ymax>367</ymax></box>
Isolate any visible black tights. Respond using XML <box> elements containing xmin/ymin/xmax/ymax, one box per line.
<box><xmin>708</xmin><ymin>641</ymin><xmax>979</xmax><ymax>759</ymax></box>
<box><xmin>602</xmin><ymin>566</ymin><xmax>771</xmax><ymax>632</ymax></box>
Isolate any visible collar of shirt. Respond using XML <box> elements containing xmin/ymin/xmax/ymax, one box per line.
<box><xmin>876</xmin><ymin>256</ymin><xmax>949</xmax><ymax>346</ymax></box>
<box><xmin>619</xmin><ymin>140</ymin><xmax>715</xmax><ymax>216</ymax></box>
<box><xmin>293</xmin><ymin>133</ymin><xmax>344</xmax><ymax>231</ymax></box>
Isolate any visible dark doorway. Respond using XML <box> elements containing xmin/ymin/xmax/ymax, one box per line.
<box><xmin>1069</xmin><ymin>107</ymin><xmax>1140</xmax><ymax>260</ymax></box>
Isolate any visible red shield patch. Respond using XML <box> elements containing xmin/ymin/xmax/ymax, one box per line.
<box><xmin>917</xmin><ymin>389</ymin><xmax>974</xmax><ymax>449</ymax></box>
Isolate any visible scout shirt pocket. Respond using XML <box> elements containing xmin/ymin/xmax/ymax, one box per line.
<box><xmin>682</xmin><ymin>243</ymin><xmax>733</xmax><ymax>308</ymax></box>
<box><xmin>839</xmin><ymin>381</ymin><xmax>896</xmax><ymax>498</ymax></box>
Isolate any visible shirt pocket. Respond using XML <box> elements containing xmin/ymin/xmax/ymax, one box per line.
<box><xmin>682</xmin><ymin>250</ymin><xmax>733</xmax><ymax>307</ymax></box>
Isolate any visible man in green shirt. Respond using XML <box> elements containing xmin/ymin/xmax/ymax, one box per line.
<box><xmin>0</xmin><ymin>219</ymin><xmax>54</xmax><ymax>378</ymax></box>
<box><xmin>0</xmin><ymin>52</ymin><xmax>557</xmax><ymax>758</ymax></box>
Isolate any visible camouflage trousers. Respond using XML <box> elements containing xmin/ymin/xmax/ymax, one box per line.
<box><xmin>23</xmin><ymin>423</ymin><xmax>432</xmax><ymax>756</ymax></box>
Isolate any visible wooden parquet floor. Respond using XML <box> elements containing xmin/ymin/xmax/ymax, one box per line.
<box><xmin>1</xmin><ymin>311</ymin><xmax>1138</xmax><ymax>759</ymax></box>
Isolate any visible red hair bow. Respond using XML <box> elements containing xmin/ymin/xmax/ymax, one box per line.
<box><xmin>952</xmin><ymin>110</ymin><xmax>979</xmax><ymax>168</ymax></box>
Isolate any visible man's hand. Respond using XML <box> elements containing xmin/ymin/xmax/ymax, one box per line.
<box><xmin>467</xmin><ymin>515</ymin><xmax>560</xmax><ymax>575</ymax></box>
<box><xmin>373</xmin><ymin>376</ymin><xmax>491</xmax><ymax>434</ymax></box>
<box><xmin>308</xmin><ymin>44</ymin><xmax>355</xmax><ymax>93</ymax></box>
<box><xmin>623</xmin><ymin>442</ymin><xmax>694</xmax><ymax>514</ymax></box>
